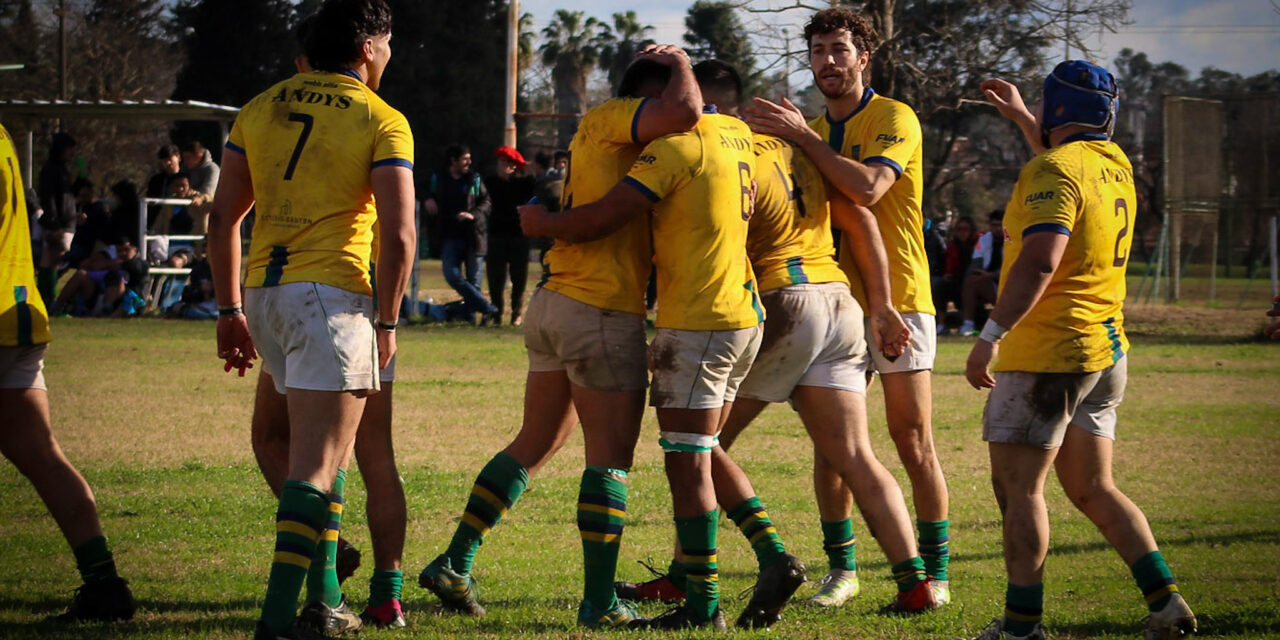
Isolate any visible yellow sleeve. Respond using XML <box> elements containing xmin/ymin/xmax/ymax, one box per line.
<box><xmin>623</xmin><ymin>134</ymin><xmax>696</xmax><ymax>204</ymax></box>
<box><xmin>860</xmin><ymin>101</ymin><xmax>920</xmax><ymax>179</ymax></box>
<box><xmin>372</xmin><ymin>108</ymin><xmax>414</xmax><ymax>170</ymax></box>
<box><xmin>582</xmin><ymin>97</ymin><xmax>648</xmax><ymax>146</ymax></box>
<box><xmin>1016</xmin><ymin>157</ymin><xmax>1080</xmax><ymax>236</ymax></box>
<box><xmin>225</xmin><ymin>113</ymin><xmax>248</xmax><ymax>155</ymax></box>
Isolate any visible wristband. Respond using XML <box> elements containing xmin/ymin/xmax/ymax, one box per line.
<box><xmin>218</xmin><ymin>304</ymin><xmax>243</xmax><ymax>317</ymax></box>
<box><xmin>376</xmin><ymin>320</ymin><xmax>398</xmax><ymax>332</ymax></box>
<box><xmin>978</xmin><ymin>318</ymin><xmax>1009</xmax><ymax>344</ymax></box>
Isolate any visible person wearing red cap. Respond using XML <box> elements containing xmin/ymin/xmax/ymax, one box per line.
<box><xmin>484</xmin><ymin>146</ymin><xmax>537</xmax><ymax>325</ymax></box>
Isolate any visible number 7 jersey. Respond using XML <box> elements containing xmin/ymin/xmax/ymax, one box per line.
<box><xmin>227</xmin><ymin>71</ymin><xmax>414</xmax><ymax>296</ymax></box>
<box><xmin>996</xmin><ymin>137</ymin><xmax>1135</xmax><ymax>374</ymax></box>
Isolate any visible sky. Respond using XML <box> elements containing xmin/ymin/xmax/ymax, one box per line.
<box><xmin>520</xmin><ymin>0</ymin><xmax>1280</xmax><ymax>81</ymax></box>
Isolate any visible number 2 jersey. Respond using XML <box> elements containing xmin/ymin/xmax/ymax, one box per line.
<box><xmin>996</xmin><ymin>136</ymin><xmax>1136</xmax><ymax>374</ymax></box>
<box><xmin>227</xmin><ymin>71</ymin><xmax>414</xmax><ymax>296</ymax></box>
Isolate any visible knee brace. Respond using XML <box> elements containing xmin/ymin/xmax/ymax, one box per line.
<box><xmin>659</xmin><ymin>431</ymin><xmax>718</xmax><ymax>454</ymax></box>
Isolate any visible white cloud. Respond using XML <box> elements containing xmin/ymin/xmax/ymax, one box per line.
<box><xmin>1091</xmin><ymin>0</ymin><xmax>1280</xmax><ymax>76</ymax></box>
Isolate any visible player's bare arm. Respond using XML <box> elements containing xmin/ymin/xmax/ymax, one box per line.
<box><xmin>829</xmin><ymin>192</ymin><xmax>910</xmax><ymax>356</ymax></box>
<box><xmin>633</xmin><ymin>44</ymin><xmax>702</xmax><ymax>142</ymax></box>
<box><xmin>964</xmin><ymin>231</ymin><xmax>1069</xmax><ymax>389</ymax></box>
<box><xmin>372</xmin><ymin>164</ymin><xmax>415</xmax><ymax>370</ymax></box>
<box><xmin>744</xmin><ymin>96</ymin><xmax>896</xmax><ymax>207</ymax></box>
<box><xmin>207</xmin><ymin>148</ymin><xmax>258</xmax><ymax>375</ymax></box>
<box><xmin>981</xmin><ymin>78</ymin><xmax>1046</xmax><ymax>155</ymax></box>
<box><xmin>518</xmin><ymin>181</ymin><xmax>651</xmax><ymax>244</ymax></box>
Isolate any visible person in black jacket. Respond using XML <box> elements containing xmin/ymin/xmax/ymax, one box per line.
<box><xmin>36</xmin><ymin>132</ymin><xmax>78</xmax><ymax>304</ymax></box>
<box><xmin>423</xmin><ymin>144</ymin><xmax>498</xmax><ymax>320</ymax></box>
<box><xmin>484</xmin><ymin>146</ymin><xmax>536</xmax><ymax>325</ymax></box>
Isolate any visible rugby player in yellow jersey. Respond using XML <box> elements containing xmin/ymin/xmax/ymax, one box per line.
<box><xmin>745</xmin><ymin>7</ymin><xmax>951</xmax><ymax>608</ymax></box>
<box><xmin>417</xmin><ymin>47</ymin><xmax>701</xmax><ymax>629</ymax></box>
<box><xmin>522</xmin><ymin>69</ymin><xmax>771</xmax><ymax>632</ymax></box>
<box><xmin>0</xmin><ymin>123</ymin><xmax>135</xmax><ymax>623</ymax></box>
<box><xmin>207</xmin><ymin>1</ymin><xmax>416</xmax><ymax>638</ymax></box>
<box><xmin>958</xmin><ymin>61</ymin><xmax>1196</xmax><ymax>640</ymax></box>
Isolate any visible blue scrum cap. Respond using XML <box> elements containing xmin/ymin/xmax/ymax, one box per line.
<box><xmin>1041</xmin><ymin>60</ymin><xmax>1118</xmax><ymax>135</ymax></box>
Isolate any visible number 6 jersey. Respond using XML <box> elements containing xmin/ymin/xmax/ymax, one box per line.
<box><xmin>996</xmin><ymin>135</ymin><xmax>1136</xmax><ymax>374</ymax></box>
<box><xmin>227</xmin><ymin>70</ymin><xmax>414</xmax><ymax>296</ymax></box>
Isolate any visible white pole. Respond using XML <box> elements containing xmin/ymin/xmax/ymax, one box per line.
<box><xmin>503</xmin><ymin>0</ymin><xmax>519</xmax><ymax>148</ymax></box>
<box><xmin>1269</xmin><ymin>215</ymin><xmax>1277</xmax><ymax>300</ymax></box>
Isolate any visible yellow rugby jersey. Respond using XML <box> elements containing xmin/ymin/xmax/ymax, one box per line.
<box><xmin>748</xmin><ymin>133</ymin><xmax>846</xmax><ymax>292</ymax></box>
<box><xmin>542</xmin><ymin>97</ymin><xmax>653</xmax><ymax>314</ymax></box>
<box><xmin>625</xmin><ymin>113</ymin><xmax>763</xmax><ymax>331</ymax></box>
<box><xmin>0</xmin><ymin>124</ymin><xmax>49</xmax><ymax>346</ymax></box>
<box><xmin>810</xmin><ymin>88</ymin><xmax>934</xmax><ymax>315</ymax></box>
<box><xmin>996</xmin><ymin>135</ymin><xmax>1135</xmax><ymax>374</ymax></box>
<box><xmin>228</xmin><ymin>70</ymin><xmax>413</xmax><ymax>296</ymax></box>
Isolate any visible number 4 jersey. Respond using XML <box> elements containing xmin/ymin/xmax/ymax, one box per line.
<box><xmin>227</xmin><ymin>71</ymin><xmax>414</xmax><ymax>296</ymax></box>
<box><xmin>996</xmin><ymin>136</ymin><xmax>1136</xmax><ymax>374</ymax></box>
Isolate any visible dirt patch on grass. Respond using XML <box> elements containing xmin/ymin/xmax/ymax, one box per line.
<box><xmin>1124</xmin><ymin>304</ymin><xmax>1272</xmax><ymax>340</ymax></box>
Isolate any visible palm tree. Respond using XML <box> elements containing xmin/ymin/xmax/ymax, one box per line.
<box><xmin>601</xmin><ymin>11</ymin><xmax>655</xmax><ymax>95</ymax></box>
<box><xmin>539</xmin><ymin>9</ymin><xmax>611</xmax><ymax>147</ymax></box>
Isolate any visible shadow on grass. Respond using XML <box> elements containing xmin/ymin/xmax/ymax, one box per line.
<box><xmin>1059</xmin><ymin>607</ymin><xmax>1280</xmax><ymax>638</ymax></box>
<box><xmin>0</xmin><ymin>617</ymin><xmax>253</xmax><ymax>639</ymax></box>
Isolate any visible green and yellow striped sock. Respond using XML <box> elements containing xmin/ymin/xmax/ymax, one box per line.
<box><xmin>917</xmin><ymin>519</ymin><xmax>950</xmax><ymax>581</ymax></box>
<box><xmin>445</xmin><ymin>452</ymin><xmax>529</xmax><ymax>574</ymax></box>
<box><xmin>368</xmin><ymin>569</ymin><xmax>403</xmax><ymax>608</ymax></box>
<box><xmin>891</xmin><ymin>556</ymin><xmax>926</xmax><ymax>592</ymax></box>
<box><xmin>676</xmin><ymin>509</ymin><xmax>719</xmax><ymax>622</ymax></box>
<box><xmin>728</xmin><ymin>497</ymin><xmax>786</xmax><ymax>570</ymax></box>
<box><xmin>577</xmin><ymin>467</ymin><xmax>628</xmax><ymax>612</ymax></box>
<box><xmin>72</xmin><ymin>536</ymin><xmax>119</xmax><ymax>584</ymax></box>
<box><xmin>1003</xmin><ymin>582</ymin><xmax>1043</xmax><ymax>637</ymax></box>
<box><xmin>820</xmin><ymin>518</ymin><xmax>857</xmax><ymax>572</ymax></box>
<box><xmin>1131</xmin><ymin>550</ymin><xmax>1178</xmax><ymax>612</ymax></box>
<box><xmin>306</xmin><ymin>468</ymin><xmax>346</xmax><ymax>608</ymax></box>
<box><xmin>260</xmin><ymin>480</ymin><xmax>329</xmax><ymax>633</ymax></box>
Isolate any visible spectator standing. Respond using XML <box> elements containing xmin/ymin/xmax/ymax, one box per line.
<box><xmin>423</xmin><ymin>144</ymin><xmax>497</xmax><ymax>320</ymax></box>
<box><xmin>484</xmin><ymin>146</ymin><xmax>536</xmax><ymax>325</ymax></box>
<box><xmin>180</xmin><ymin>140</ymin><xmax>219</xmax><ymax>233</ymax></box>
<box><xmin>36</xmin><ymin>132</ymin><xmax>79</xmax><ymax>304</ymax></box>
<box><xmin>959</xmin><ymin>210</ymin><xmax>1004</xmax><ymax>336</ymax></box>
<box><xmin>109</xmin><ymin>180</ymin><xmax>142</xmax><ymax>249</ymax></box>
<box><xmin>145</xmin><ymin>144</ymin><xmax>182</xmax><ymax>229</ymax></box>
<box><xmin>937</xmin><ymin>215</ymin><xmax>977</xmax><ymax>333</ymax></box>
<box><xmin>67</xmin><ymin>178</ymin><xmax>111</xmax><ymax>268</ymax></box>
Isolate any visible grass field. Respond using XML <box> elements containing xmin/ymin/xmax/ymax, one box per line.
<box><xmin>2</xmin><ymin>300</ymin><xmax>1279</xmax><ymax>638</ymax></box>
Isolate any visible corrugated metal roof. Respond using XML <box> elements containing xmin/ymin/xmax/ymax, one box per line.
<box><xmin>0</xmin><ymin>99</ymin><xmax>238</xmax><ymax>120</ymax></box>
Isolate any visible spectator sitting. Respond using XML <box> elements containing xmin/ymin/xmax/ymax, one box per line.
<box><xmin>937</xmin><ymin>215</ymin><xmax>977</xmax><ymax>333</ymax></box>
<box><xmin>180</xmin><ymin>140</ymin><xmax>219</xmax><ymax>233</ymax></box>
<box><xmin>52</xmin><ymin>236</ymin><xmax>149</xmax><ymax>317</ymax></box>
<box><xmin>958</xmin><ymin>210</ymin><xmax>1004</xmax><ymax>336</ymax></box>
<box><xmin>146</xmin><ymin>144</ymin><xmax>182</xmax><ymax>229</ymax></box>
<box><xmin>66</xmin><ymin>178</ymin><xmax>111</xmax><ymax>268</ymax></box>
<box><xmin>166</xmin><ymin>243</ymin><xmax>217</xmax><ymax>319</ymax></box>
<box><xmin>149</xmin><ymin>174</ymin><xmax>195</xmax><ymax>236</ymax></box>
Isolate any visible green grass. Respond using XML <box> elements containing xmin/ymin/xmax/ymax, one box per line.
<box><xmin>2</xmin><ymin>318</ymin><xmax>1279</xmax><ymax>638</ymax></box>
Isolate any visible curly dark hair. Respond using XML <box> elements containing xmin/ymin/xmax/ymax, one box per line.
<box><xmin>304</xmin><ymin>0</ymin><xmax>393</xmax><ymax>73</ymax></box>
<box><xmin>802</xmin><ymin>7</ymin><xmax>879</xmax><ymax>56</ymax></box>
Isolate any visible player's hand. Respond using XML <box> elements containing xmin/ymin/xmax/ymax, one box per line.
<box><xmin>457</xmin><ymin>211</ymin><xmax>474</xmax><ymax>221</ymax></box>
<box><xmin>965</xmin><ymin>339</ymin><xmax>997</xmax><ymax>389</ymax></box>
<box><xmin>869</xmin><ymin>304</ymin><xmax>911</xmax><ymax>359</ymax></box>
<box><xmin>981</xmin><ymin>78</ymin><xmax>1035</xmax><ymax>125</ymax></box>
<box><xmin>637</xmin><ymin>44</ymin><xmax>691</xmax><ymax>68</ymax></box>
<box><xmin>377</xmin><ymin>327</ymin><xmax>396</xmax><ymax>370</ymax></box>
<box><xmin>518</xmin><ymin>203</ymin><xmax>551</xmax><ymax>237</ymax></box>
<box><xmin>743</xmin><ymin>96</ymin><xmax>818</xmax><ymax>146</ymax></box>
<box><xmin>423</xmin><ymin>198</ymin><xmax>439</xmax><ymax>216</ymax></box>
<box><xmin>216</xmin><ymin>314</ymin><xmax>257</xmax><ymax>377</ymax></box>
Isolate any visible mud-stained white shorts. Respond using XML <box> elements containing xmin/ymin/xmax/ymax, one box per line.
<box><xmin>866</xmin><ymin>311</ymin><xmax>936</xmax><ymax>374</ymax></box>
<box><xmin>523</xmin><ymin>288</ymin><xmax>648</xmax><ymax>392</ymax></box>
<box><xmin>0</xmin><ymin>344</ymin><xmax>47</xmax><ymax>391</ymax></box>
<box><xmin>982</xmin><ymin>355</ymin><xmax>1127</xmax><ymax>449</ymax></box>
<box><xmin>737</xmin><ymin>282</ymin><xmax>868</xmax><ymax>402</ymax></box>
<box><xmin>648</xmin><ymin>325</ymin><xmax>762</xmax><ymax>409</ymax></box>
<box><xmin>245</xmin><ymin>282</ymin><xmax>378</xmax><ymax>396</ymax></box>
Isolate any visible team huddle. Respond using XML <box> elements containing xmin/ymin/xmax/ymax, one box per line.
<box><xmin>0</xmin><ymin>1</ymin><xmax>1200</xmax><ymax>639</ymax></box>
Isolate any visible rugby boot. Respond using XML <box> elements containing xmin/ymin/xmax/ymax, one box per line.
<box><xmin>808</xmin><ymin>569</ymin><xmax>860</xmax><ymax>607</ymax></box>
<box><xmin>932</xmin><ymin>578</ymin><xmax>952</xmax><ymax>606</ymax></box>
<box><xmin>1144</xmin><ymin>593</ymin><xmax>1197</xmax><ymax>640</ymax></box>
<box><xmin>577</xmin><ymin>598</ymin><xmax>646</xmax><ymax>628</ymax></box>
<box><xmin>735</xmin><ymin>553</ymin><xmax>807</xmax><ymax>629</ymax></box>
<box><xmin>254</xmin><ymin>620</ymin><xmax>339</xmax><ymax>640</ymax></box>
<box><xmin>51</xmin><ymin>577</ymin><xmax>136</xmax><ymax>622</ymax></box>
<box><xmin>885</xmin><ymin>577</ymin><xmax>938</xmax><ymax>614</ymax></box>
<box><xmin>957</xmin><ymin>618</ymin><xmax>1047</xmax><ymax>640</ymax></box>
<box><xmin>297</xmin><ymin>596</ymin><xmax>363</xmax><ymax>636</ymax></box>
<box><xmin>642</xmin><ymin>605</ymin><xmax>727</xmax><ymax>631</ymax></box>
<box><xmin>615</xmin><ymin>560</ymin><xmax>686</xmax><ymax>604</ymax></box>
<box><xmin>360</xmin><ymin>598</ymin><xmax>407</xmax><ymax>629</ymax></box>
<box><xmin>418</xmin><ymin>554</ymin><xmax>485</xmax><ymax>616</ymax></box>
<box><xmin>334</xmin><ymin>538</ymin><xmax>360</xmax><ymax>586</ymax></box>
